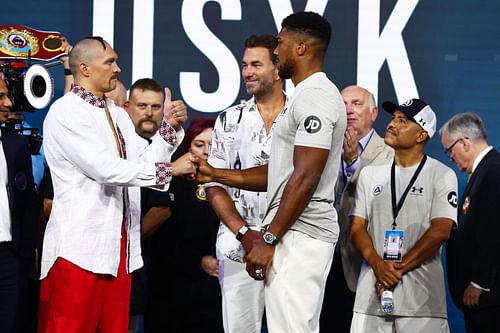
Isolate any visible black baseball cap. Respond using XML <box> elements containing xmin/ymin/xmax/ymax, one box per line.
<box><xmin>382</xmin><ymin>98</ymin><xmax>437</xmax><ymax>138</ymax></box>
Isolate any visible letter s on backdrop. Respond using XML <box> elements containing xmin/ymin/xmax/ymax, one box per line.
<box><xmin>180</xmin><ymin>0</ymin><xmax>241</xmax><ymax>112</ymax></box>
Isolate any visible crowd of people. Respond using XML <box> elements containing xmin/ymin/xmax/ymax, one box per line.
<box><xmin>0</xmin><ymin>10</ymin><xmax>498</xmax><ymax>333</ymax></box>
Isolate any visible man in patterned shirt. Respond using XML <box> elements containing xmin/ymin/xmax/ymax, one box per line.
<box><xmin>205</xmin><ymin>34</ymin><xmax>286</xmax><ymax>333</ymax></box>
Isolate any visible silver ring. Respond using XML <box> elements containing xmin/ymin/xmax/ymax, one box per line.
<box><xmin>255</xmin><ymin>269</ymin><xmax>263</xmax><ymax>278</ymax></box>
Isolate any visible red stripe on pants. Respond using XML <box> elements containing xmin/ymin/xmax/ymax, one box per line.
<box><xmin>38</xmin><ymin>224</ymin><xmax>131</xmax><ymax>333</ymax></box>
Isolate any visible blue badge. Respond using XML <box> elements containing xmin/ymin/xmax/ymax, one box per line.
<box><xmin>14</xmin><ymin>171</ymin><xmax>27</xmax><ymax>191</ymax></box>
<box><xmin>383</xmin><ymin>229</ymin><xmax>404</xmax><ymax>262</ymax></box>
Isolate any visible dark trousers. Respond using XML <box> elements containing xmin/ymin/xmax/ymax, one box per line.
<box><xmin>0</xmin><ymin>242</ymin><xmax>31</xmax><ymax>333</ymax></box>
<box><xmin>463</xmin><ymin>305</ymin><xmax>500</xmax><ymax>333</ymax></box>
<box><xmin>319</xmin><ymin>251</ymin><xmax>356</xmax><ymax>333</ymax></box>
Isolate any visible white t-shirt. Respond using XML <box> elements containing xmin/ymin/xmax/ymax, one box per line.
<box><xmin>352</xmin><ymin>156</ymin><xmax>458</xmax><ymax>317</ymax></box>
<box><xmin>263</xmin><ymin>72</ymin><xmax>346</xmax><ymax>243</ymax></box>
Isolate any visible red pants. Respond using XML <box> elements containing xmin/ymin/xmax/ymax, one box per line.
<box><xmin>38</xmin><ymin>226</ymin><xmax>131</xmax><ymax>333</ymax></box>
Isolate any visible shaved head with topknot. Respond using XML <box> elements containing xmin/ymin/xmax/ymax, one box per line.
<box><xmin>69</xmin><ymin>37</ymin><xmax>108</xmax><ymax>78</ymax></box>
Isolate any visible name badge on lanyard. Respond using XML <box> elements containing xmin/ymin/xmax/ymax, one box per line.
<box><xmin>383</xmin><ymin>229</ymin><xmax>404</xmax><ymax>262</ymax></box>
<box><xmin>386</xmin><ymin>155</ymin><xmax>427</xmax><ymax>262</ymax></box>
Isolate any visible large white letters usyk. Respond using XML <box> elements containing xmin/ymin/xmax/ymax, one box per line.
<box><xmin>180</xmin><ymin>0</ymin><xmax>241</xmax><ymax>112</ymax></box>
<box><xmin>357</xmin><ymin>0</ymin><xmax>419</xmax><ymax>102</ymax></box>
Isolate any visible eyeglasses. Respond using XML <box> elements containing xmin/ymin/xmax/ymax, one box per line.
<box><xmin>444</xmin><ymin>137</ymin><xmax>468</xmax><ymax>157</ymax></box>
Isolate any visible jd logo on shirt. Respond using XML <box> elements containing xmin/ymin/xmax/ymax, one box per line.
<box><xmin>304</xmin><ymin>116</ymin><xmax>321</xmax><ymax>134</ymax></box>
<box><xmin>447</xmin><ymin>191</ymin><xmax>458</xmax><ymax>208</ymax></box>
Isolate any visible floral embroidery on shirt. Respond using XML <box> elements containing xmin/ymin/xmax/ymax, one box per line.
<box><xmin>159</xmin><ymin>119</ymin><xmax>177</xmax><ymax>146</ymax></box>
<box><xmin>155</xmin><ymin>162</ymin><xmax>173</xmax><ymax>185</ymax></box>
<box><xmin>116</xmin><ymin>126</ymin><xmax>127</xmax><ymax>159</ymax></box>
<box><xmin>71</xmin><ymin>83</ymin><xmax>106</xmax><ymax>108</ymax></box>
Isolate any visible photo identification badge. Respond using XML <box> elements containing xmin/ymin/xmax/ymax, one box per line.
<box><xmin>383</xmin><ymin>229</ymin><xmax>404</xmax><ymax>262</ymax></box>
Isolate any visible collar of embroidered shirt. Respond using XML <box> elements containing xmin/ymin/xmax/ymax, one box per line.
<box><xmin>70</xmin><ymin>83</ymin><xmax>106</xmax><ymax>108</ymax></box>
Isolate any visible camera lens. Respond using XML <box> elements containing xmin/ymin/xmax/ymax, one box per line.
<box><xmin>32</xmin><ymin>75</ymin><xmax>47</xmax><ymax>97</ymax></box>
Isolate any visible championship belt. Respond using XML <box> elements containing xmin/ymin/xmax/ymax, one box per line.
<box><xmin>0</xmin><ymin>25</ymin><xmax>65</xmax><ymax>60</ymax></box>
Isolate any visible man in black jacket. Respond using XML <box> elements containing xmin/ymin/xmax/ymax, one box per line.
<box><xmin>0</xmin><ymin>72</ymin><xmax>40</xmax><ymax>332</ymax></box>
<box><xmin>440</xmin><ymin>112</ymin><xmax>500</xmax><ymax>333</ymax></box>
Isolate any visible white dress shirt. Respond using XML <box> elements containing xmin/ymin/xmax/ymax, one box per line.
<box><xmin>40</xmin><ymin>86</ymin><xmax>183</xmax><ymax>278</ymax></box>
<box><xmin>0</xmin><ymin>130</ymin><xmax>12</xmax><ymax>242</ymax></box>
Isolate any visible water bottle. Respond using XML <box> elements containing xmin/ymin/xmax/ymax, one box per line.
<box><xmin>380</xmin><ymin>289</ymin><xmax>394</xmax><ymax>314</ymax></box>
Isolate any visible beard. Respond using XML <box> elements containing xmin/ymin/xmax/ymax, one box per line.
<box><xmin>246</xmin><ymin>76</ymin><xmax>276</xmax><ymax>97</ymax></box>
<box><xmin>277</xmin><ymin>60</ymin><xmax>294</xmax><ymax>80</ymax></box>
<box><xmin>103</xmin><ymin>78</ymin><xmax>118</xmax><ymax>93</ymax></box>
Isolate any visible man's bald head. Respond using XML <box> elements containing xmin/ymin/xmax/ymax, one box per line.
<box><xmin>341</xmin><ymin>85</ymin><xmax>378</xmax><ymax>140</ymax></box>
<box><xmin>68</xmin><ymin>37</ymin><xmax>121</xmax><ymax>98</ymax></box>
<box><xmin>69</xmin><ymin>37</ymin><xmax>109</xmax><ymax>77</ymax></box>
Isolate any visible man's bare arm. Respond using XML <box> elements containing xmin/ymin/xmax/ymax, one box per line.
<box><xmin>265</xmin><ymin>146</ymin><xmax>328</xmax><ymax>238</ymax></box>
<box><xmin>206</xmin><ymin>186</ymin><xmax>262</xmax><ymax>254</ymax></box>
<box><xmin>193</xmin><ymin>157</ymin><xmax>268</xmax><ymax>192</ymax></box>
<box><xmin>396</xmin><ymin>218</ymin><xmax>453</xmax><ymax>274</ymax></box>
<box><xmin>245</xmin><ymin>145</ymin><xmax>328</xmax><ymax>280</ymax></box>
<box><xmin>141</xmin><ymin>206</ymin><xmax>171</xmax><ymax>239</ymax></box>
<box><xmin>207</xmin><ymin>187</ymin><xmax>246</xmax><ymax>233</ymax></box>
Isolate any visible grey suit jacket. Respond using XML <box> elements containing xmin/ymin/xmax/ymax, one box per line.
<box><xmin>336</xmin><ymin>131</ymin><xmax>394</xmax><ymax>292</ymax></box>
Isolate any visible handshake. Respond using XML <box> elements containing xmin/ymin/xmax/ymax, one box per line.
<box><xmin>170</xmin><ymin>153</ymin><xmax>214</xmax><ymax>183</ymax></box>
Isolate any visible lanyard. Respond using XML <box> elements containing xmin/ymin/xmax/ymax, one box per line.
<box><xmin>390</xmin><ymin>155</ymin><xmax>427</xmax><ymax>229</ymax></box>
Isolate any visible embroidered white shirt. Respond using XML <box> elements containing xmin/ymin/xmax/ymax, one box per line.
<box><xmin>40</xmin><ymin>86</ymin><xmax>183</xmax><ymax>278</ymax></box>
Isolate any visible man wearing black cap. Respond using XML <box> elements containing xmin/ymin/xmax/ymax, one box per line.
<box><xmin>349</xmin><ymin>99</ymin><xmax>457</xmax><ymax>332</ymax></box>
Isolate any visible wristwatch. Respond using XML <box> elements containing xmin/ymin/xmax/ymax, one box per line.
<box><xmin>235</xmin><ymin>225</ymin><xmax>249</xmax><ymax>241</ymax></box>
<box><xmin>262</xmin><ymin>231</ymin><xmax>279</xmax><ymax>246</ymax></box>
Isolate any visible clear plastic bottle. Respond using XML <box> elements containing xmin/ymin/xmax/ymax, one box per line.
<box><xmin>380</xmin><ymin>289</ymin><xmax>394</xmax><ymax>314</ymax></box>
